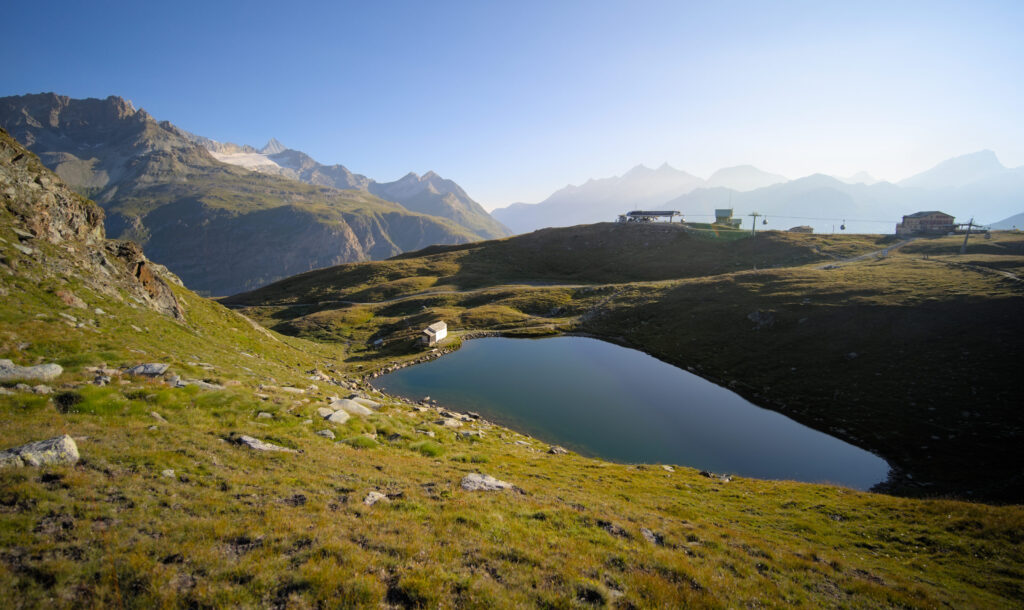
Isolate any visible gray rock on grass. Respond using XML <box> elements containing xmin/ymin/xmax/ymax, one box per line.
<box><xmin>0</xmin><ymin>359</ymin><xmax>63</xmax><ymax>382</ymax></box>
<box><xmin>232</xmin><ymin>435</ymin><xmax>297</xmax><ymax>453</ymax></box>
<box><xmin>0</xmin><ymin>434</ymin><xmax>79</xmax><ymax>468</ymax></box>
<box><xmin>326</xmin><ymin>410</ymin><xmax>351</xmax><ymax>424</ymax></box>
<box><xmin>126</xmin><ymin>363</ymin><xmax>170</xmax><ymax>377</ymax></box>
<box><xmin>461</xmin><ymin>473</ymin><xmax>514</xmax><ymax>492</ymax></box>
<box><xmin>363</xmin><ymin>491</ymin><xmax>388</xmax><ymax>506</ymax></box>
<box><xmin>331</xmin><ymin>398</ymin><xmax>373</xmax><ymax>416</ymax></box>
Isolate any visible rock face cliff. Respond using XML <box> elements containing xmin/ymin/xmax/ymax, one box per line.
<box><xmin>0</xmin><ymin>93</ymin><xmax>478</xmax><ymax>295</ymax></box>
<box><xmin>0</xmin><ymin>127</ymin><xmax>184</xmax><ymax>319</ymax></box>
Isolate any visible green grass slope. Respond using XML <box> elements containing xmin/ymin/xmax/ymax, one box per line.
<box><xmin>3</xmin><ymin>131</ymin><xmax>1023</xmax><ymax>607</ymax></box>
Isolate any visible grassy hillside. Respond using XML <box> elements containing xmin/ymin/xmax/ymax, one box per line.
<box><xmin>230</xmin><ymin>227</ymin><xmax>1024</xmax><ymax>503</ymax></box>
<box><xmin>4</xmin><ymin>138</ymin><xmax>1023</xmax><ymax>606</ymax></box>
<box><xmin>2</xmin><ymin>220</ymin><xmax>1023</xmax><ymax>607</ymax></box>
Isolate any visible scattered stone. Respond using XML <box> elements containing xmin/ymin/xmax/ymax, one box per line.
<box><xmin>415</xmin><ymin>429</ymin><xmax>436</xmax><ymax>438</ymax></box>
<box><xmin>94</xmin><ymin>307</ymin><xmax>106</xmax><ymax>316</ymax></box>
<box><xmin>548</xmin><ymin>445</ymin><xmax>569</xmax><ymax>455</ymax></box>
<box><xmin>662</xmin><ymin>465</ymin><xmax>675</xmax><ymax>472</ymax></box>
<box><xmin>256</xmin><ymin>412</ymin><xmax>273</xmax><ymax>419</ymax></box>
<box><xmin>55</xmin><ymin>289</ymin><xmax>87</xmax><ymax>309</ymax></box>
<box><xmin>13</xmin><ymin>243</ymin><xmax>34</xmax><ymax>256</ymax></box>
<box><xmin>640</xmin><ymin>528</ymin><xmax>665</xmax><ymax>546</ymax></box>
<box><xmin>302</xmin><ymin>419</ymin><xmax>313</xmax><ymax>425</ymax></box>
<box><xmin>699</xmin><ymin>470</ymin><xmax>713</xmax><ymax>478</ymax></box>
<box><xmin>279</xmin><ymin>386</ymin><xmax>305</xmax><ymax>394</ymax></box>
<box><xmin>231</xmin><ymin>435</ymin><xmax>297</xmax><ymax>453</ymax></box>
<box><xmin>150</xmin><ymin>411</ymin><xmax>168</xmax><ymax>423</ymax></box>
<box><xmin>0</xmin><ymin>388</ymin><xmax>13</xmax><ymax>396</ymax></box>
<box><xmin>720</xmin><ymin>475</ymin><xmax>733</xmax><ymax>483</ymax></box>
<box><xmin>461</xmin><ymin>473</ymin><xmax>514</xmax><ymax>492</ymax></box>
<box><xmin>331</xmin><ymin>398</ymin><xmax>373</xmax><ymax>416</ymax></box>
<box><xmin>32</xmin><ymin>385</ymin><xmax>52</xmax><ymax>394</ymax></box>
<box><xmin>316</xmin><ymin>407</ymin><xmax>334</xmax><ymax>419</ymax></box>
<box><xmin>126</xmin><ymin>363</ymin><xmax>170</xmax><ymax>377</ymax></box>
<box><xmin>435</xmin><ymin>417</ymin><xmax>462</xmax><ymax>428</ymax></box>
<box><xmin>11</xmin><ymin>227</ymin><xmax>34</xmax><ymax>240</ymax></box>
<box><xmin>316</xmin><ymin>429</ymin><xmax>336</xmax><ymax>440</ymax></box>
<box><xmin>363</xmin><ymin>491</ymin><xmax>388</xmax><ymax>506</ymax></box>
<box><xmin>350</xmin><ymin>396</ymin><xmax>381</xmax><ymax>409</ymax></box>
<box><xmin>0</xmin><ymin>435</ymin><xmax>80</xmax><ymax>468</ymax></box>
<box><xmin>460</xmin><ymin>430</ymin><xmax>483</xmax><ymax>439</ymax></box>
<box><xmin>326</xmin><ymin>410</ymin><xmax>351</xmax><ymax>424</ymax></box>
<box><xmin>0</xmin><ymin>359</ymin><xmax>63</xmax><ymax>382</ymax></box>
<box><xmin>161</xmin><ymin>469</ymin><xmax>176</xmax><ymax>479</ymax></box>
<box><xmin>747</xmin><ymin>310</ymin><xmax>775</xmax><ymax>330</ymax></box>
<box><xmin>597</xmin><ymin>520</ymin><xmax>631</xmax><ymax>539</ymax></box>
<box><xmin>92</xmin><ymin>375</ymin><xmax>111</xmax><ymax>386</ymax></box>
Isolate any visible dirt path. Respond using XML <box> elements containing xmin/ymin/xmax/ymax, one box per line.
<box><xmin>815</xmin><ymin>238</ymin><xmax>916</xmax><ymax>269</ymax></box>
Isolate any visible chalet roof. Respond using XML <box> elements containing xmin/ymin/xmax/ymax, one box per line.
<box><xmin>625</xmin><ymin>210</ymin><xmax>680</xmax><ymax>217</ymax></box>
<box><xmin>714</xmin><ymin>209</ymin><xmax>733</xmax><ymax>216</ymax></box>
<box><xmin>905</xmin><ymin>211</ymin><xmax>953</xmax><ymax>219</ymax></box>
<box><xmin>424</xmin><ymin>321</ymin><xmax>447</xmax><ymax>335</ymax></box>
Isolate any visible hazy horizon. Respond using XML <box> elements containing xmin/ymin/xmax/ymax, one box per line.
<box><xmin>3</xmin><ymin>0</ymin><xmax>1022</xmax><ymax>210</ymax></box>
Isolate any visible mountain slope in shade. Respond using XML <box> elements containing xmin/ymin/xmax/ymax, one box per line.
<box><xmin>0</xmin><ymin>93</ymin><xmax>477</xmax><ymax>295</ymax></box>
<box><xmin>189</xmin><ymin>136</ymin><xmax>509</xmax><ymax>240</ymax></box>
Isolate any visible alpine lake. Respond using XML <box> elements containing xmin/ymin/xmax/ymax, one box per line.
<box><xmin>374</xmin><ymin>336</ymin><xmax>890</xmax><ymax>490</ymax></box>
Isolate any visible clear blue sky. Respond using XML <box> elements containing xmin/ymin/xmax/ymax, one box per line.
<box><xmin>3</xmin><ymin>0</ymin><xmax>1023</xmax><ymax>209</ymax></box>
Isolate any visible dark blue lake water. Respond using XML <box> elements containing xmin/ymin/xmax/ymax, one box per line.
<box><xmin>374</xmin><ymin>336</ymin><xmax>890</xmax><ymax>489</ymax></box>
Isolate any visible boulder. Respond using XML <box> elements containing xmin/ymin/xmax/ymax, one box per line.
<box><xmin>316</xmin><ymin>407</ymin><xmax>334</xmax><ymax>419</ymax></box>
<box><xmin>232</xmin><ymin>435</ymin><xmax>297</xmax><ymax>453</ymax></box>
<box><xmin>349</xmin><ymin>396</ymin><xmax>381</xmax><ymax>409</ymax></box>
<box><xmin>316</xmin><ymin>429</ymin><xmax>336</xmax><ymax>439</ymax></box>
<box><xmin>326</xmin><ymin>410</ymin><xmax>351</xmax><ymax>424</ymax></box>
<box><xmin>126</xmin><ymin>363</ymin><xmax>170</xmax><ymax>377</ymax></box>
<box><xmin>461</xmin><ymin>473</ymin><xmax>514</xmax><ymax>492</ymax></box>
<box><xmin>55</xmin><ymin>289</ymin><xmax>87</xmax><ymax>309</ymax></box>
<box><xmin>548</xmin><ymin>445</ymin><xmax>569</xmax><ymax>455</ymax></box>
<box><xmin>435</xmin><ymin>418</ymin><xmax>462</xmax><ymax>428</ymax></box>
<box><xmin>0</xmin><ymin>434</ymin><xmax>79</xmax><ymax>468</ymax></box>
<box><xmin>0</xmin><ymin>359</ymin><xmax>63</xmax><ymax>382</ymax></box>
<box><xmin>256</xmin><ymin>412</ymin><xmax>273</xmax><ymax>419</ymax></box>
<box><xmin>331</xmin><ymin>398</ymin><xmax>373</xmax><ymax>416</ymax></box>
<box><xmin>363</xmin><ymin>491</ymin><xmax>388</xmax><ymax>506</ymax></box>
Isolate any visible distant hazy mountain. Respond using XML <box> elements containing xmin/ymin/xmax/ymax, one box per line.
<box><xmin>899</xmin><ymin>150</ymin><xmax>1008</xmax><ymax>190</ymax></box>
<box><xmin>838</xmin><ymin>171</ymin><xmax>879</xmax><ymax>185</ymax></box>
<box><xmin>706</xmin><ymin>165</ymin><xmax>787</xmax><ymax>191</ymax></box>
<box><xmin>0</xmin><ymin>93</ymin><xmax>479</xmax><ymax>295</ymax></box>
<box><xmin>494</xmin><ymin>151</ymin><xmax>1024</xmax><ymax>235</ymax></box>
<box><xmin>492</xmin><ymin>163</ymin><xmax>704</xmax><ymax>234</ymax></box>
<box><xmin>665</xmin><ymin>175</ymin><xmax>910</xmax><ymax>234</ymax></box>
<box><xmin>990</xmin><ymin>212</ymin><xmax>1024</xmax><ymax>230</ymax></box>
<box><xmin>190</xmin><ymin>136</ymin><xmax>508</xmax><ymax>240</ymax></box>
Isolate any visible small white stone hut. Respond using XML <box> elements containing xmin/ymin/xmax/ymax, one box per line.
<box><xmin>421</xmin><ymin>321</ymin><xmax>447</xmax><ymax>346</ymax></box>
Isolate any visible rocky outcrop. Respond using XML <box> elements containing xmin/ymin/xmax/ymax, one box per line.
<box><xmin>0</xmin><ymin>359</ymin><xmax>62</xmax><ymax>382</ymax></box>
<box><xmin>231</xmin><ymin>435</ymin><xmax>297</xmax><ymax>454</ymax></box>
<box><xmin>0</xmin><ymin>435</ymin><xmax>79</xmax><ymax>468</ymax></box>
<box><xmin>1</xmin><ymin>127</ymin><xmax>185</xmax><ymax>320</ymax></box>
<box><xmin>460</xmin><ymin>473</ymin><xmax>515</xmax><ymax>492</ymax></box>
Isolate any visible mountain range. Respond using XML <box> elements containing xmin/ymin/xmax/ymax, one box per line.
<box><xmin>493</xmin><ymin>152</ymin><xmax>1024</xmax><ymax>235</ymax></box>
<box><xmin>182</xmin><ymin>133</ymin><xmax>509</xmax><ymax>240</ymax></box>
<box><xmin>0</xmin><ymin>93</ymin><xmax>503</xmax><ymax>295</ymax></box>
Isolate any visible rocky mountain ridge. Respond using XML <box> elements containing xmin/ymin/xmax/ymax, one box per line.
<box><xmin>0</xmin><ymin>93</ymin><xmax>480</xmax><ymax>296</ymax></box>
<box><xmin>186</xmin><ymin>134</ymin><xmax>509</xmax><ymax>240</ymax></box>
